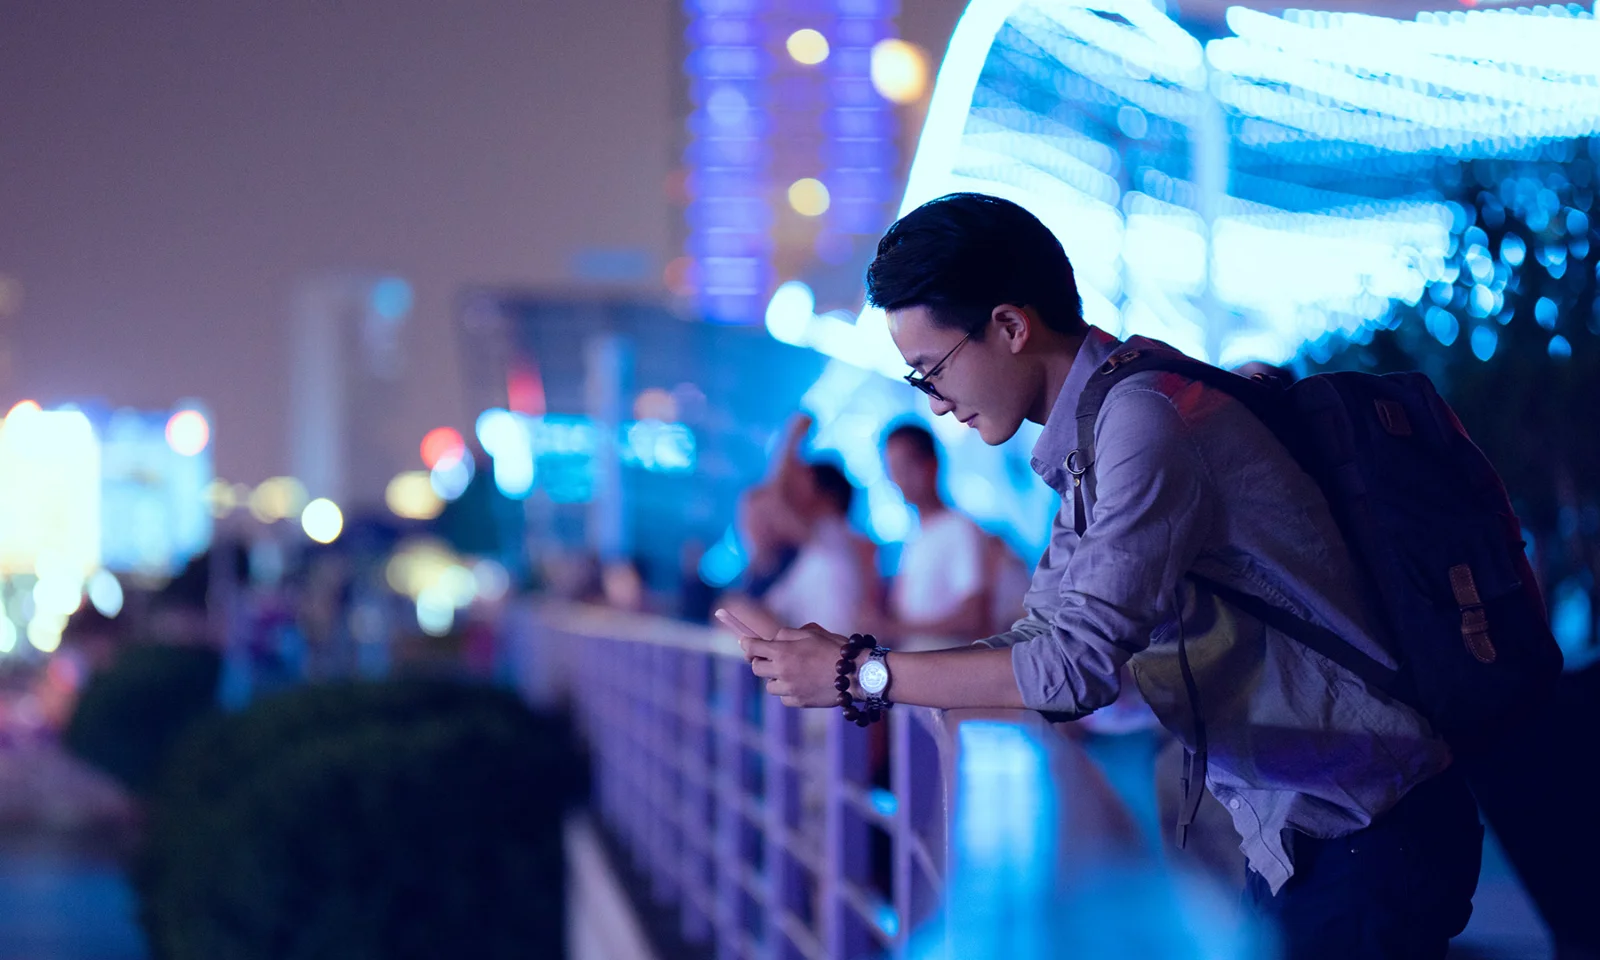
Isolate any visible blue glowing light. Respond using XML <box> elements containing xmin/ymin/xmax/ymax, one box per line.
<box><xmin>370</xmin><ymin>277</ymin><xmax>413</xmax><ymax>321</ymax></box>
<box><xmin>1548</xmin><ymin>334</ymin><xmax>1573</xmax><ymax>359</ymax></box>
<box><xmin>697</xmin><ymin>525</ymin><xmax>747</xmax><ymax>588</ymax></box>
<box><xmin>684</xmin><ymin>0</ymin><xmax>772</xmax><ymax>323</ymax></box>
<box><xmin>1471</xmin><ymin>325</ymin><xmax>1499</xmax><ymax>362</ymax></box>
<box><xmin>1550</xmin><ymin>576</ymin><xmax>1594</xmax><ymax>666</ymax></box>
<box><xmin>1535</xmin><ymin>296</ymin><xmax>1559</xmax><ymax>330</ymax></box>
<box><xmin>1425</xmin><ymin>306</ymin><xmax>1460</xmax><ymax>346</ymax></box>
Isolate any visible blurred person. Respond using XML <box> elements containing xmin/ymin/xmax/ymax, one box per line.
<box><xmin>601</xmin><ymin>556</ymin><xmax>647</xmax><ymax>613</ymax></box>
<box><xmin>985</xmin><ymin>533</ymin><xmax>1032</xmax><ymax>635</ymax></box>
<box><xmin>878</xmin><ymin>422</ymin><xmax>992</xmax><ymax>640</ymax></box>
<box><xmin>731</xmin><ymin>414</ymin><xmax>816</xmax><ymax>602</ymax></box>
<box><xmin>731</xmin><ymin>193</ymin><xmax>1491</xmax><ymax>960</ymax></box>
<box><xmin>734</xmin><ymin>483</ymin><xmax>804</xmax><ymax>600</ymax></box>
<box><xmin>723</xmin><ymin>461</ymin><xmax>877</xmax><ymax>640</ymax></box>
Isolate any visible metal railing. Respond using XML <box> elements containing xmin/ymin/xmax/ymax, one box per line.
<box><xmin>517</xmin><ymin>603</ymin><xmax>1218</xmax><ymax>960</ymax></box>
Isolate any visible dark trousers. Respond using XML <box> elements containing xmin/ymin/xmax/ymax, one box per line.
<box><xmin>1245</xmin><ymin>767</ymin><xmax>1483</xmax><ymax>960</ymax></box>
<box><xmin>1463</xmin><ymin>663</ymin><xmax>1600</xmax><ymax>959</ymax></box>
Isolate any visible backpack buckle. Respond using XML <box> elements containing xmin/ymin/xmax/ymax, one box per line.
<box><xmin>1375</xmin><ymin>399</ymin><xmax>1413</xmax><ymax>437</ymax></box>
<box><xmin>1099</xmin><ymin>349</ymin><xmax>1142</xmax><ymax>375</ymax></box>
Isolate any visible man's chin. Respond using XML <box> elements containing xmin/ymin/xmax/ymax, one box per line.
<box><xmin>975</xmin><ymin>417</ymin><xmax>1019</xmax><ymax>446</ymax></box>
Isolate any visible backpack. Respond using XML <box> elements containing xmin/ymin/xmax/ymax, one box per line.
<box><xmin>1073</xmin><ymin>336</ymin><xmax>1564</xmax><ymax>749</ymax></box>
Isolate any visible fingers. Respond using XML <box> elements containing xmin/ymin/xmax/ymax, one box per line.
<box><xmin>750</xmin><ymin>658</ymin><xmax>779</xmax><ymax>679</ymax></box>
<box><xmin>743</xmin><ymin>636</ymin><xmax>780</xmax><ymax>660</ymax></box>
<box><xmin>774</xmin><ymin>624</ymin><xmax>833</xmax><ymax>644</ymax></box>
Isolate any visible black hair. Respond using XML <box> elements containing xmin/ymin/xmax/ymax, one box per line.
<box><xmin>865</xmin><ymin>192</ymin><xmax>1085</xmax><ymax>339</ymax></box>
<box><xmin>808</xmin><ymin>461</ymin><xmax>854</xmax><ymax>516</ymax></box>
<box><xmin>884</xmin><ymin>422</ymin><xmax>938</xmax><ymax>463</ymax></box>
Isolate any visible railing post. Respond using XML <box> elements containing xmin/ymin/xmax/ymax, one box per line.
<box><xmin>647</xmin><ymin>643</ymin><xmax>678</xmax><ymax>906</ymax></box>
<box><xmin>762</xmin><ymin>695</ymin><xmax>805</xmax><ymax>959</ymax></box>
<box><xmin>680</xmin><ymin>647</ymin><xmax>714</xmax><ymax>946</ymax></box>
<box><xmin>822</xmin><ymin>713</ymin><xmax>873</xmax><ymax>959</ymax></box>
<box><xmin>712</xmin><ymin>654</ymin><xmax>748</xmax><ymax>960</ymax></box>
<box><xmin>891</xmin><ymin>707</ymin><xmax>945</xmax><ymax>959</ymax></box>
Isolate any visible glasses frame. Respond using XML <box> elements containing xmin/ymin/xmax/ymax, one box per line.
<box><xmin>903</xmin><ymin>332</ymin><xmax>973</xmax><ymax>403</ymax></box>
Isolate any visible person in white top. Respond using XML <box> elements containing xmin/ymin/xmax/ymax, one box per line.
<box><xmin>728</xmin><ymin>460</ymin><xmax>877</xmax><ymax>639</ymax></box>
<box><xmin>880</xmin><ymin>424</ymin><xmax>995</xmax><ymax>640</ymax></box>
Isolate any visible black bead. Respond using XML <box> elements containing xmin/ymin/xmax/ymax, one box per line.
<box><xmin>855</xmin><ymin>717</ymin><xmax>870</xmax><ymax>727</ymax></box>
<box><xmin>842</xmin><ymin>706</ymin><xmax>860</xmax><ymax>721</ymax></box>
<box><xmin>834</xmin><ymin>676</ymin><xmax>850</xmax><ymax>691</ymax></box>
<box><xmin>836</xmin><ymin>692</ymin><xmax>852</xmax><ymax>706</ymax></box>
<box><xmin>836</xmin><ymin>660</ymin><xmax>851</xmax><ymax>675</ymax></box>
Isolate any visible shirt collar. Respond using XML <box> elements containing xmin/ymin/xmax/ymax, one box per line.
<box><xmin>1030</xmin><ymin>325</ymin><xmax>1123</xmax><ymax>481</ymax></box>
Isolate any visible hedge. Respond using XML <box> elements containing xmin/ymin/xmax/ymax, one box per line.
<box><xmin>137</xmin><ymin>679</ymin><xmax>582</xmax><ymax>960</ymax></box>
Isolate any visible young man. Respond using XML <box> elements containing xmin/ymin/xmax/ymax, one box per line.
<box><xmin>732</xmin><ymin>193</ymin><xmax>1482</xmax><ymax>959</ymax></box>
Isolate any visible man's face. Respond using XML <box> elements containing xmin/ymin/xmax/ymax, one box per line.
<box><xmin>887</xmin><ymin>304</ymin><xmax>1032</xmax><ymax>446</ymax></box>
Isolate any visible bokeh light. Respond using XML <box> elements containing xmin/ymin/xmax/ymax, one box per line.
<box><xmin>88</xmin><ymin>569</ymin><xmax>124</xmax><ymax>618</ymax></box>
<box><xmin>787</xmin><ymin>28</ymin><xmax>830</xmax><ymax>65</ymax></box>
<box><xmin>632</xmin><ymin>388</ymin><xmax>678</xmax><ymax>422</ymax></box>
<box><xmin>870</xmin><ymin>38</ymin><xmax>929</xmax><ymax>104</ymax></box>
<box><xmin>416</xmin><ymin>586</ymin><xmax>455</xmax><ymax>637</ymax></box>
<box><xmin>204</xmin><ymin>479</ymin><xmax>238</xmax><ymax>518</ymax></box>
<box><xmin>420</xmin><ymin>427</ymin><xmax>466</xmax><ymax>470</ymax></box>
<box><xmin>249</xmin><ymin>477</ymin><xmax>308</xmax><ymax>524</ymax></box>
<box><xmin>165</xmin><ymin>409</ymin><xmax>210</xmax><ymax>457</ymax></box>
<box><xmin>27</xmin><ymin>615</ymin><xmax>65</xmax><ymax>653</ymax></box>
<box><xmin>473</xmin><ymin>559</ymin><xmax>511</xmax><ymax>604</ymax></box>
<box><xmin>385</xmin><ymin>471</ymin><xmax>445</xmax><ymax>521</ymax></box>
<box><xmin>788</xmin><ymin>178</ymin><xmax>831</xmax><ymax>217</ymax></box>
<box><xmin>300</xmin><ymin>498</ymin><xmax>344</xmax><ymax>544</ymax></box>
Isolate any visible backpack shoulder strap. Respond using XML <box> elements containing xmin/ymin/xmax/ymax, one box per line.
<box><xmin>1071</xmin><ymin>337</ymin><xmax>1272</xmax><ymax>531</ymax></box>
<box><xmin>1069</xmin><ymin>338</ymin><xmax>1409</xmax><ymax>704</ymax></box>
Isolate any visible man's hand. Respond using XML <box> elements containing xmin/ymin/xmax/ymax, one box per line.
<box><xmin>742</xmin><ymin>623</ymin><xmax>848</xmax><ymax>708</ymax></box>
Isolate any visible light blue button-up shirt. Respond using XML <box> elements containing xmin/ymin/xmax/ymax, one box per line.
<box><xmin>981</xmin><ymin>327</ymin><xmax>1451</xmax><ymax>892</ymax></box>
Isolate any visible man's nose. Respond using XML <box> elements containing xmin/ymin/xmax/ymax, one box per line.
<box><xmin>928</xmin><ymin>397</ymin><xmax>956</xmax><ymax>417</ymax></box>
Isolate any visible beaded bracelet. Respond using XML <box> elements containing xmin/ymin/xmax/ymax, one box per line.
<box><xmin>834</xmin><ymin>633</ymin><xmax>884</xmax><ymax>727</ymax></box>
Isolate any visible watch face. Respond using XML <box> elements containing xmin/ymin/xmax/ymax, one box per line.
<box><xmin>859</xmin><ymin>659</ymin><xmax>889</xmax><ymax>695</ymax></box>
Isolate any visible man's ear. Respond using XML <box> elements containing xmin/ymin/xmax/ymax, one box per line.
<box><xmin>992</xmin><ymin>303</ymin><xmax>1033</xmax><ymax>355</ymax></box>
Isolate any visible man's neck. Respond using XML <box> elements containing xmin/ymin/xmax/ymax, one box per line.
<box><xmin>1028</xmin><ymin>333</ymin><xmax>1085</xmax><ymax>426</ymax></box>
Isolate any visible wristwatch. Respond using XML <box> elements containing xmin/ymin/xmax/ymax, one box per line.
<box><xmin>858</xmin><ymin>646</ymin><xmax>892</xmax><ymax>710</ymax></box>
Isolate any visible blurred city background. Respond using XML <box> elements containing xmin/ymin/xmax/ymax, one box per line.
<box><xmin>1</xmin><ymin>0</ymin><xmax>1596</xmax><ymax>958</ymax></box>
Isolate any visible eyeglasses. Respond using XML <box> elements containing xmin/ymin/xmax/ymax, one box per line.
<box><xmin>903</xmin><ymin>332</ymin><xmax>973</xmax><ymax>403</ymax></box>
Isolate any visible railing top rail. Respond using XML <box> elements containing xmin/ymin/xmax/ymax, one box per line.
<box><xmin>536</xmin><ymin>601</ymin><xmax>745</xmax><ymax>658</ymax></box>
<box><xmin>533</xmin><ymin>600</ymin><xmax>973</xmax><ymax>658</ymax></box>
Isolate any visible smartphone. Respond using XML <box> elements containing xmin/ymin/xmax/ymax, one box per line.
<box><xmin>714</xmin><ymin>608</ymin><xmax>764</xmax><ymax>640</ymax></box>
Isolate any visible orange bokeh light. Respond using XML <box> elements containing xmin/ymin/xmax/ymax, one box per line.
<box><xmin>420</xmin><ymin>427</ymin><xmax>466</xmax><ymax>469</ymax></box>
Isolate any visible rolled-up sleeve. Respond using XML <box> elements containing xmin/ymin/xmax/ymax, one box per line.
<box><xmin>1001</xmin><ymin>387</ymin><xmax>1219</xmax><ymax>715</ymax></box>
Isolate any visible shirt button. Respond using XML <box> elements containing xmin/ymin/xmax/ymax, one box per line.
<box><xmin>1229</xmin><ymin>798</ymin><xmax>1242</xmax><ymax>811</ymax></box>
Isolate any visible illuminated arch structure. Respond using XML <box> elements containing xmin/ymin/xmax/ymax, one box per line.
<box><xmin>764</xmin><ymin>0</ymin><xmax>1600</xmax><ymax>560</ymax></box>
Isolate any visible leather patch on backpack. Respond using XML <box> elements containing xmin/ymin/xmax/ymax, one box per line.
<box><xmin>1375</xmin><ymin>399</ymin><xmax>1413</xmax><ymax>437</ymax></box>
<box><xmin>1449</xmin><ymin>564</ymin><xmax>1497</xmax><ymax>664</ymax></box>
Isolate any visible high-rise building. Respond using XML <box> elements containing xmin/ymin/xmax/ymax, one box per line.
<box><xmin>289</xmin><ymin>274</ymin><xmax>413</xmax><ymax>511</ymax></box>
